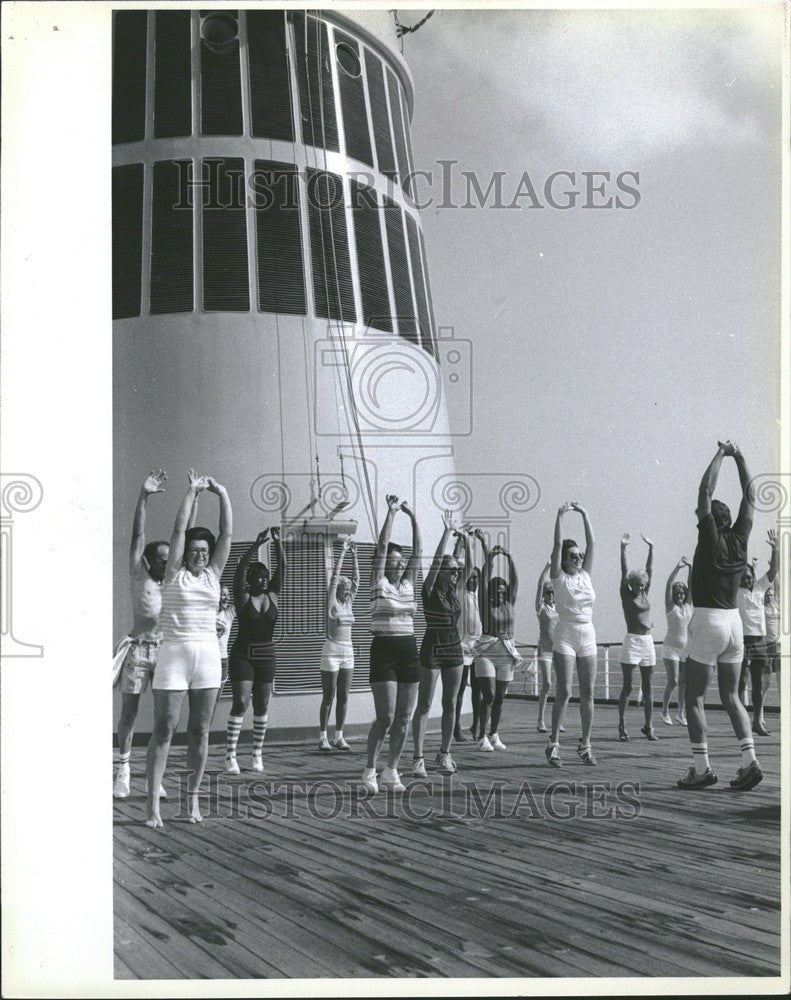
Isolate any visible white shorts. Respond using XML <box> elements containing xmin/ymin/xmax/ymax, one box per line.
<box><xmin>553</xmin><ymin>620</ymin><xmax>597</xmax><ymax>659</ymax></box>
<box><xmin>152</xmin><ymin>640</ymin><xmax>221</xmax><ymax>691</ymax></box>
<box><xmin>663</xmin><ymin>643</ymin><xmax>687</xmax><ymax>664</ymax></box>
<box><xmin>320</xmin><ymin>638</ymin><xmax>354</xmax><ymax>673</ymax></box>
<box><xmin>474</xmin><ymin>639</ymin><xmax>516</xmax><ymax>683</ymax></box>
<box><xmin>620</xmin><ymin>633</ymin><xmax>656</xmax><ymax>667</ymax></box>
<box><xmin>686</xmin><ymin>608</ymin><xmax>744</xmax><ymax>667</ymax></box>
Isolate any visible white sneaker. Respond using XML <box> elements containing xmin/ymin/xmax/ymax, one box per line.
<box><xmin>660</xmin><ymin>713</ymin><xmax>673</xmax><ymax>726</ymax></box>
<box><xmin>380</xmin><ymin>766</ymin><xmax>405</xmax><ymax>791</ymax></box>
<box><xmin>251</xmin><ymin>752</ymin><xmax>264</xmax><ymax>773</ymax></box>
<box><xmin>225</xmin><ymin>754</ymin><xmax>240</xmax><ymax>775</ymax></box>
<box><xmin>436</xmin><ymin>752</ymin><xmax>456</xmax><ymax>775</ymax></box>
<box><xmin>361</xmin><ymin>767</ymin><xmax>379</xmax><ymax>794</ymax></box>
<box><xmin>333</xmin><ymin>737</ymin><xmax>351</xmax><ymax>751</ymax></box>
<box><xmin>144</xmin><ymin>781</ymin><xmax>168</xmax><ymax>799</ymax></box>
<box><xmin>675</xmin><ymin>714</ymin><xmax>687</xmax><ymax>727</ymax></box>
<box><xmin>412</xmin><ymin>757</ymin><xmax>428</xmax><ymax>778</ymax></box>
<box><xmin>113</xmin><ymin>764</ymin><xmax>130</xmax><ymax>799</ymax></box>
<box><xmin>490</xmin><ymin>734</ymin><xmax>507</xmax><ymax>751</ymax></box>
<box><xmin>478</xmin><ymin>736</ymin><xmax>494</xmax><ymax>752</ymax></box>
<box><xmin>318</xmin><ymin>735</ymin><xmax>332</xmax><ymax>751</ymax></box>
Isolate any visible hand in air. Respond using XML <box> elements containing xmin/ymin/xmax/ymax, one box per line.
<box><xmin>679</xmin><ymin>556</ymin><xmax>690</xmax><ymax>567</ymax></box>
<box><xmin>570</xmin><ymin>501</ymin><xmax>586</xmax><ymax>514</ymax></box>
<box><xmin>717</xmin><ymin>440</ymin><xmax>737</xmax><ymax>457</ymax></box>
<box><xmin>188</xmin><ymin>468</ymin><xmax>208</xmax><ymax>492</ymax></box>
<box><xmin>270</xmin><ymin>526</ymin><xmax>281</xmax><ymax>542</ymax></box>
<box><xmin>442</xmin><ymin>509</ymin><xmax>455</xmax><ymax>532</ymax></box>
<box><xmin>256</xmin><ymin>529</ymin><xmax>270</xmax><ymax>546</ymax></box>
<box><xmin>768</xmin><ymin>528</ymin><xmax>778</xmax><ymax>549</ymax></box>
<box><xmin>386</xmin><ymin>494</ymin><xmax>400</xmax><ymax>511</ymax></box>
<box><xmin>143</xmin><ymin>469</ymin><xmax>167</xmax><ymax>494</ymax></box>
<box><xmin>640</xmin><ymin>533</ymin><xmax>653</xmax><ymax>547</ymax></box>
<box><xmin>348</xmin><ymin>540</ymin><xmax>357</xmax><ymax>554</ymax></box>
<box><xmin>205</xmin><ymin>476</ymin><xmax>224</xmax><ymax>495</ymax></box>
<box><xmin>558</xmin><ymin>502</ymin><xmax>573</xmax><ymax>516</ymax></box>
<box><xmin>620</xmin><ymin>533</ymin><xmax>631</xmax><ymax>546</ymax></box>
<box><xmin>400</xmin><ymin>501</ymin><xmax>415</xmax><ymax>519</ymax></box>
<box><xmin>473</xmin><ymin>527</ymin><xmax>486</xmax><ymax>542</ymax></box>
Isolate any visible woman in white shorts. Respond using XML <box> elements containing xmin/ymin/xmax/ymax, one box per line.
<box><xmin>318</xmin><ymin>537</ymin><xmax>359</xmax><ymax>752</ymax></box>
<box><xmin>534</xmin><ymin>561</ymin><xmax>559</xmax><ymax>733</ymax></box>
<box><xmin>660</xmin><ymin>557</ymin><xmax>692</xmax><ymax>725</ymax></box>
<box><xmin>546</xmin><ymin>502</ymin><xmax>597</xmax><ymax>767</ymax></box>
<box><xmin>617</xmin><ymin>533</ymin><xmax>658</xmax><ymax>742</ymax></box>
<box><xmin>146</xmin><ymin>470</ymin><xmax>232</xmax><ymax>827</ymax></box>
<box><xmin>474</xmin><ymin>535</ymin><xmax>522</xmax><ymax>752</ymax></box>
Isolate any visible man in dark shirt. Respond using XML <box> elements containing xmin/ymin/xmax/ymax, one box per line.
<box><xmin>678</xmin><ymin>441</ymin><xmax>762</xmax><ymax>791</ymax></box>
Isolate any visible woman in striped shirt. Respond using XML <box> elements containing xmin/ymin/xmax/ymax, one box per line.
<box><xmin>145</xmin><ymin>470</ymin><xmax>232</xmax><ymax>827</ymax></box>
<box><xmin>361</xmin><ymin>494</ymin><xmax>422</xmax><ymax>795</ymax></box>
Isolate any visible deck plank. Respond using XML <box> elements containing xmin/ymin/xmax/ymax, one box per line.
<box><xmin>114</xmin><ymin>701</ymin><xmax>781</xmax><ymax>980</ymax></box>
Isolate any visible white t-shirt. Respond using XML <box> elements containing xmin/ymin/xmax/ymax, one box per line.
<box><xmin>370</xmin><ymin>577</ymin><xmax>416</xmax><ymax>636</ymax></box>
<box><xmin>551</xmin><ymin>569</ymin><xmax>595</xmax><ymax>623</ymax></box>
<box><xmin>736</xmin><ymin>573</ymin><xmax>771</xmax><ymax>637</ymax></box>
<box><xmin>665</xmin><ymin>602</ymin><xmax>693</xmax><ymax>649</ymax></box>
<box><xmin>160</xmin><ymin>567</ymin><xmax>220</xmax><ymax>642</ymax></box>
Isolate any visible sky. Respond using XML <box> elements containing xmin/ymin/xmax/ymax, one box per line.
<box><xmin>401</xmin><ymin>6</ymin><xmax>783</xmax><ymax>639</ymax></box>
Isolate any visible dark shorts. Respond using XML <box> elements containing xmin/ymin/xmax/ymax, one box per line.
<box><xmin>369</xmin><ymin>635</ymin><xmax>420</xmax><ymax>685</ymax></box>
<box><xmin>765</xmin><ymin>640</ymin><xmax>780</xmax><ymax>673</ymax></box>
<box><xmin>742</xmin><ymin>635</ymin><xmax>768</xmax><ymax>664</ymax></box>
<box><xmin>420</xmin><ymin>629</ymin><xmax>464</xmax><ymax>671</ymax></box>
<box><xmin>229</xmin><ymin>652</ymin><xmax>277</xmax><ymax>684</ymax></box>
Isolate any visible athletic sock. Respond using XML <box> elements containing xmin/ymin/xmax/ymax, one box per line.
<box><xmin>117</xmin><ymin>750</ymin><xmax>131</xmax><ymax>768</ymax></box>
<box><xmin>319</xmin><ymin>730</ymin><xmax>328</xmax><ymax>740</ymax></box>
<box><xmin>739</xmin><ymin>737</ymin><xmax>757</xmax><ymax>766</ymax></box>
<box><xmin>691</xmin><ymin>742</ymin><xmax>710</xmax><ymax>774</ymax></box>
<box><xmin>225</xmin><ymin>715</ymin><xmax>243</xmax><ymax>757</ymax></box>
<box><xmin>335</xmin><ymin>729</ymin><xmax>344</xmax><ymax>741</ymax></box>
<box><xmin>253</xmin><ymin>715</ymin><xmax>268</xmax><ymax>754</ymax></box>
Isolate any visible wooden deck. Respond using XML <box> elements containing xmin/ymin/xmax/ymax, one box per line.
<box><xmin>113</xmin><ymin>701</ymin><xmax>782</xmax><ymax>981</ymax></box>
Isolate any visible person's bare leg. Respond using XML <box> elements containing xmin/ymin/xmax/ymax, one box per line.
<box><xmin>440</xmin><ymin>666</ymin><xmax>464</xmax><ymax>753</ymax></box>
<box><xmin>550</xmin><ymin>653</ymin><xmax>574</xmax><ymax>744</ymax></box>
<box><xmin>388</xmin><ymin>682</ymin><xmax>419</xmax><ymax>769</ymax></box>
<box><xmin>184</xmin><ymin>688</ymin><xmax>219</xmax><ymax>822</ymax></box>
<box><xmin>577</xmin><ymin>654</ymin><xmax>598</xmax><ymax>746</ymax></box>
<box><xmin>684</xmin><ymin>658</ymin><xmax>713</xmax><ymax>773</ymax></box>
<box><xmin>412</xmin><ymin>667</ymin><xmax>438</xmax><ymax>761</ymax></box>
<box><xmin>145</xmin><ymin>690</ymin><xmax>186</xmax><ymax>827</ymax></box>
<box><xmin>366</xmin><ymin>681</ymin><xmax>396</xmax><ymax>769</ymax></box>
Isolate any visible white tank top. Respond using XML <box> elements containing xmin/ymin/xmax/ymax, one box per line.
<box><xmin>370</xmin><ymin>577</ymin><xmax>416</xmax><ymax>636</ymax></box>
<box><xmin>665</xmin><ymin>602</ymin><xmax>692</xmax><ymax>648</ymax></box>
<box><xmin>160</xmin><ymin>567</ymin><xmax>220</xmax><ymax>642</ymax></box>
<box><xmin>328</xmin><ymin>597</ymin><xmax>355</xmax><ymax>643</ymax></box>
<box><xmin>551</xmin><ymin>570</ymin><xmax>595</xmax><ymax>623</ymax></box>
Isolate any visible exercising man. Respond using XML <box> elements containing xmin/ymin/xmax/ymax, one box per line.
<box><xmin>113</xmin><ymin>470</ymin><xmax>169</xmax><ymax>798</ymax></box>
<box><xmin>678</xmin><ymin>441</ymin><xmax>762</xmax><ymax>791</ymax></box>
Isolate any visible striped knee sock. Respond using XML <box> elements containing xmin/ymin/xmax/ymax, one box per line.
<box><xmin>225</xmin><ymin>715</ymin><xmax>243</xmax><ymax>758</ymax></box>
<box><xmin>691</xmin><ymin>742</ymin><xmax>710</xmax><ymax>774</ymax></box>
<box><xmin>739</xmin><ymin>737</ymin><xmax>756</xmax><ymax>766</ymax></box>
<box><xmin>116</xmin><ymin>750</ymin><xmax>130</xmax><ymax>770</ymax></box>
<box><xmin>253</xmin><ymin>715</ymin><xmax>268</xmax><ymax>754</ymax></box>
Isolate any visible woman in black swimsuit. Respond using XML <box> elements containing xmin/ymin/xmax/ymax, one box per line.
<box><xmin>224</xmin><ymin>527</ymin><xmax>286</xmax><ymax>774</ymax></box>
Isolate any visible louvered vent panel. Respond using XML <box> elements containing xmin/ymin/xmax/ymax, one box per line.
<box><xmin>387</xmin><ymin>68</ymin><xmax>410</xmax><ymax>192</ymax></box>
<box><xmin>291</xmin><ymin>13</ymin><xmax>339</xmax><ymax>152</ymax></box>
<box><xmin>405</xmin><ymin>213</ymin><xmax>434</xmax><ymax>357</ymax></box>
<box><xmin>112</xmin><ymin>164</ymin><xmax>144</xmax><ymax>319</ymax></box>
<box><xmin>200</xmin><ymin>20</ymin><xmax>243</xmax><ymax>135</ymax></box>
<box><xmin>383</xmin><ymin>197</ymin><xmax>417</xmax><ymax>343</ymax></box>
<box><xmin>351</xmin><ymin>181</ymin><xmax>391</xmax><ymax>332</ymax></box>
<box><xmin>364</xmin><ymin>50</ymin><xmax>396</xmax><ymax>180</ymax></box>
<box><xmin>154</xmin><ymin>11</ymin><xmax>192</xmax><ymax>138</ymax></box>
<box><xmin>253</xmin><ymin>161</ymin><xmax>306</xmax><ymax>315</ymax></box>
<box><xmin>307</xmin><ymin>169</ymin><xmax>356</xmax><ymax>323</ymax></box>
<box><xmin>112</xmin><ymin>11</ymin><xmax>147</xmax><ymax>144</ymax></box>
<box><xmin>335</xmin><ymin>31</ymin><xmax>373</xmax><ymax>167</ymax></box>
<box><xmin>247</xmin><ymin>10</ymin><xmax>295</xmax><ymax>142</ymax></box>
<box><xmin>202</xmin><ymin>158</ymin><xmax>250</xmax><ymax>311</ymax></box>
<box><xmin>150</xmin><ymin>160</ymin><xmax>194</xmax><ymax>315</ymax></box>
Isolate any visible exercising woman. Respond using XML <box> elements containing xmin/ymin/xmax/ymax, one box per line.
<box><xmin>535</xmin><ymin>562</ymin><xmax>559</xmax><ymax>733</ymax></box>
<box><xmin>736</xmin><ymin>529</ymin><xmax>778</xmax><ymax>736</ymax></box>
<box><xmin>318</xmin><ymin>537</ymin><xmax>359</xmax><ymax>751</ymax></box>
<box><xmin>474</xmin><ymin>536</ymin><xmax>522</xmax><ymax>751</ymax></box>
<box><xmin>763</xmin><ymin>582</ymin><xmax>780</xmax><ymax>706</ymax></box>
<box><xmin>546</xmin><ymin>502</ymin><xmax>597</xmax><ymax>767</ymax></box>
<box><xmin>145</xmin><ymin>470</ymin><xmax>232</xmax><ymax>827</ymax></box>
<box><xmin>617</xmin><ymin>533</ymin><xmax>658</xmax><ymax>742</ymax></box>
<box><xmin>225</xmin><ymin>526</ymin><xmax>286</xmax><ymax>775</ymax></box>
<box><xmin>362</xmin><ymin>495</ymin><xmax>421</xmax><ymax>794</ymax></box>
<box><xmin>660</xmin><ymin>557</ymin><xmax>692</xmax><ymax>725</ymax></box>
<box><xmin>454</xmin><ymin>528</ymin><xmax>482</xmax><ymax>743</ymax></box>
<box><xmin>412</xmin><ymin>512</ymin><xmax>466</xmax><ymax>776</ymax></box>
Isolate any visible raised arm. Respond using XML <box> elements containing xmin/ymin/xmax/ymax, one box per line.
<box><xmin>620</xmin><ymin>533</ymin><xmax>630</xmax><ymax>586</ymax></box>
<box><xmin>697</xmin><ymin>443</ymin><xmax>726</xmax><ymax>521</ymax></box>
<box><xmin>729</xmin><ymin>443</ymin><xmax>755</xmax><ymax>529</ymax></box>
<box><xmin>423</xmin><ymin>510</ymin><xmax>454</xmax><ymax>596</ymax></box>
<box><xmin>476</xmin><ymin>528</ymin><xmax>491</xmax><ymax>610</ymax></box>
<box><xmin>572</xmin><ymin>503</ymin><xmax>595</xmax><ymax>573</ymax></box>
<box><xmin>328</xmin><ymin>536</ymin><xmax>350</xmax><ymax>600</ymax></box>
<box><xmin>641</xmin><ymin>533</ymin><xmax>654</xmax><ymax>590</ymax></box>
<box><xmin>372</xmin><ymin>494</ymin><xmax>400</xmax><ymax>579</ymax></box>
<box><xmin>234</xmin><ymin>529</ymin><xmax>269</xmax><ymax>613</ymax></box>
<box><xmin>187</xmin><ymin>491</ymin><xmax>199</xmax><ymax>529</ymax></box>
<box><xmin>206</xmin><ymin>477</ymin><xmax>233</xmax><ymax>577</ymax></box>
<box><xmin>502</xmin><ymin>549</ymin><xmax>519</xmax><ymax>602</ymax></box>
<box><xmin>766</xmin><ymin>529</ymin><xmax>779</xmax><ymax>584</ymax></box>
<box><xmin>535</xmin><ymin>561</ymin><xmax>551</xmax><ymax>614</ymax></box>
<box><xmin>550</xmin><ymin>504</ymin><xmax>571</xmax><ymax>578</ymax></box>
<box><xmin>349</xmin><ymin>540</ymin><xmax>360</xmax><ymax>597</ymax></box>
<box><xmin>268</xmin><ymin>526</ymin><xmax>286</xmax><ymax>593</ymax></box>
<box><xmin>400</xmin><ymin>501</ymin><xmax>422</xmax><ymax>587</ymax></box>
<box><xmin>460</xmin><ymin>528</ymin><xmax>476</xmax><ymax>591</ymax></box>
<box><xmin>664</xmin><ymin>557</ymin><xmax>690</xmax><ymax>614</ymax></box>
<box><xmin>130</xmin><ymin>469</ymin><xmax>167</xmax><ymax>574</ymax></box>
<box><xmin>164</xmin><ymin>469</ymin><xmax>207</xmax><ymax>583</ymax></box>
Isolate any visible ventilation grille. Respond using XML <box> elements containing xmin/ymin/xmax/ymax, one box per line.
<box><xmin>150</xmin><ymin>160</ymin><xmax>194</xmax><ymax>315</ymax></box>
<box><xmin>154</xmin><ymin>11</ymin><xmax>192</xmax><ymax>138</ymax></box>
<box><xmin>202</xmin><ymin>158</ymin><xmax>250</xmax><ymax>311</ymax></box>
<box><xmin>247</xmin><ymin>10</ymin><xmax>295</xmax><ymax>142</ymax></box>
<box><xmin>112</xmin><ymin>164</ymin><xmax>144</xmax><ymax>319</ymax></box>
<box><xmin>351</xmin><ymin>181</ymin><xmax>391</xmax><ymax>332</ymax></box>
<box><xmin>254</xmin><ymin>160</ymin><xmax>307</xmax><ymax>315</ymax></box>
<box><xmin>112</xmin><ymin>11</ymin><xmax>147</xmax><ymax>144</ymax></box>
<box><xmin>405</xmin><ymin>213</ymin><xmax>434</xmax><ymax>356</ymax></box>
<box><xmin>292</xmin><ymin>13</ymin><xmax>339</xmax><ymax>153</ymax></box>
<box><xmin>383</xmin><ymin>196</ymin><xmax>417</xmax><ymax>343</ymax></box>
<box><xmin>307</xmin><ymin>169</ymin><xmax>356</xmax><ymax>323</ymax></box>
<box><xmin>335</xmin><ymin>30</ymin><xmax>373</xmax><ymax>168</ymax></box>
<box><xmin>200</xmin><ymin>17</ymin><xmax>243</xmax><ymax>136</ymax></box>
